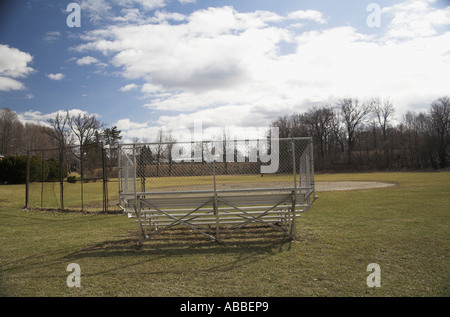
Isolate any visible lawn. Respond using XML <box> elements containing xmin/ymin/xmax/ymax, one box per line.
<box><xmin>0</xmin><ymin>171</ymin><xmax>448</xmax><ymax>297</ymax></box>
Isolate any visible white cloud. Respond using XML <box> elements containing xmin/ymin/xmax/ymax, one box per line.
<box><xmin>16</xmin><ymin>110</ymin><xmax>54</xmax><ymax>125</ymax></box>
<box><xmin>119</xmin><ymin>83</ymin><xmax>139</xmax><ymax>91</ymax></box>
<box><xmin>80</xmin><ymin>0</ymin><xmax>112</xmax><ymax>23</ymax></box>
<box><xmin>114</xmin><ymin>118</ymin><xmax>159</xmax><ymax>142</ymax></box>
<box><xmin>74</xmin><ymin>3</ymin><xmax>450</xmax><ymax>138</ymax></box>
<box><xmin>115</xmin><ymin>0</ymin><xmax>167</xmax><ymax>11</ymax></box>
<box><xmin>116</xmin><ymin>118</ymin><xmax>148</xmax><ymax>130</ymax></box>
<box><xmin>112</xmin><ymin>8</ymin><xmax>146</xmax><ymax>23</ymax></box>
<box><xmin>0</xmin><ymin>44</ymin><xmax>34</xmax><ymax>91</ymax></box>
<box><xmin>76</xmin><ymin>56</ymin><xmax>100</xmax><ymax>65</ymax></box>
<box><xmin>0</xmin><ymin>76</ymin><xmax>25</xmax><ymax>91</ymax></box>
<box><xmin>76</xmin><ymin>7</ymin><xmax>291</xmax><ymax>95</ymax></box>
<box><xmin>287</xmin><ymin>10</ymin><xmax>327</xmax><ymax>24</ymax></box>
<box><xmin>133</xmin><ymin>0</ymin><xmax>166</xmax><ymax>11</ymax></box>
<box><xmin>382</xmin><ymin>0</ymin><xmax>450</xmax><ymax>40</ymax></box>
<box><xmin>81</xmin><ymin>0</ymin><xmax>168</xmax><ymax>23</ymax></box>
<box><xmin>16</xmin><ymin>109</ymin><xmax>93</xmax><ymax>126</ymax></box>
<box><xmin>0</xmin><ymin>44</ymin><xmax>34</xmax><ymax>78</ymax></box>
<box><xmin>288</xmin><ymin>23</ymin><xmax>305</xmax><ymax>29</ymax></box>
<box><xmin>43</xmin><ymin>31</ymin><xmax>62</xmax><ymax>42</ymax></box>
<box><xmin>153</xmin><ymin>10</ymin><xmax>187</xmax><ymax>22</ymax></box>
<box><xmin>47</xmin><ymin>73</ymin><xmax>65</xmax><ymax>81</ymax></box>
<box><xmin>115</xmin><ymin>109</ymin><xmax>272</xmax><ymax>143</ymax></box>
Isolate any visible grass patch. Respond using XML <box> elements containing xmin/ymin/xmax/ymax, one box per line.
<box><xmin>25</xmin><ymin>180</ymin><xmax>120</xmax><ymax>212</ymax></box>
<box><xmin>0</xmin><ymin>171</ymin><xmax>448</xmax><ymax>296</ymax></box>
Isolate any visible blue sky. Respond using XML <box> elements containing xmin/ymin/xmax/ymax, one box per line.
<box><xmin>1</xmin><ymin>0</ymin><xmax>449</xmax><ymax>141</ymax></box>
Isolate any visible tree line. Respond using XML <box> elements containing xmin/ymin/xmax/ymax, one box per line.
<box><xmin>1</xmin><ymin>95</ymin><xmax>449</xmax><ymax>182</ymax></box>
<box><xmin>0</xmin><ymin>109</ymin><xmax>121</xmax><ymax>155</ymax></box>
<box><xmin>270</xmin><ymin>96</ymin><xmax>450</xmax><ymax>171</ymax></box>
<box><xmin>0</xmin><ymin>109</ymin><xmax>122</xmax><ymax>183</ymax></box>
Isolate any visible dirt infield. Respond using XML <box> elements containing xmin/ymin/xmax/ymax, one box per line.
<box><xmin>315</xmin><ymin>181</ymin><xmax>395</xmax><ymax>192</ymax></box>
<box><xmin>145</xmin><ymin>180</ymin><xmax>395</xmax><ymax>193</ymax></box>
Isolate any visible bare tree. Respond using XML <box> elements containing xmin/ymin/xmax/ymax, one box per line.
<box><xmin>46</xmin><ymin>112</ymin><xmax>75</xmax><ymax>174</ymax></box>
<box><xmin>429</xmin><ymin>96</ymin><xmax>450</xmax><ymax>168</ymax></box>
<box><xmin>271</xmin><ymin>115</ymin><xmax>292</xmax><ymax>138</ymax></box>
<box><xmin>264</xmin><ymin>96</ymin><xmax>450</xmax><ymax>171</ymax></box>
<box><xmin>338</xmin><ymin>98</ymin><xmax>372</xmax><ymax>165</ymax></box>
<box><xmin>372</xmin><ymin>98</ymin><xmax>395</xmax><ymax>168</ymax></box>
<box><xmin>304</xmin><ymin>106</ymin><xmax>334</xmax><ymax>164</ymax></box>
<box><xmin>0</xmin><ymin>108</ymin><xmax>21</xmax><ymax>155</ymax></box>
<box><xmin>401</xmin><ymin>111</ymin><xmax>433</xmax><ymax>169</ymax></box>
<box><xmin>23</xmin><ymin>123</ymin><xmax>51</xmax><ymax>151</ymax></box>
<box><xmin>68</xmin><ymin>112</ymin><xmax>104</xmax><ymax>149</ymax></box>
<box><xmin>373</xmin><ymin>98</ymin><xmax>395</xmax><ymax>141</ymax></box>
<box><xmin>67</xmin><ymin>112</ymin><xmax>104</xmax><ymax>210</ymax></box>
<box><xmin>1</xmin><ymin>108</ymin><xmax>64</xmax><ymax>155</ymax></box>
<box><xmin>330</xmin><ymin>107</ymin><xmax>345</xmax><ymax>154</ymax></box>
<box><xmin>46</xmin><ymin>112</ymin><xmax>73</xmax><ymax>149</ymax></box>
<box><xmin>290</xmin><ymin>113</ymin><xmax>309</xmax><ymax>137</ymax></box>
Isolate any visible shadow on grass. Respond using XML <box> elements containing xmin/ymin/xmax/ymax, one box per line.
<box><xmin>0</xmin><ymin>209</ymin><xmax>121</xmax><ymax>229</ymax></box>
<box><xmin>62</xmin><ymin>225</ymin><xmax>294</xmax><ymax>274</ymax></box>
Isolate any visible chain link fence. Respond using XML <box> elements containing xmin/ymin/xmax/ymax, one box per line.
<box><xmin>118</xmin><ymin>138</ymin><xmax>314</xmax><ymax>203</ymax></box>
<box><xmin>24</xmin><ymin>138</ymin><xmax>314</xmax><ymax>214</ymax></box>
<box><xmin>25</xmin><ymin>143</ymin><xmax>118</xmax><ymax>212</ymax></box>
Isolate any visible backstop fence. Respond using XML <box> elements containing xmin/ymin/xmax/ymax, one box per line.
<box><xmin>24</xmin><ymin>143</ymin><xmax>118</xmax><ymax>212</ymax></box>
<box><xmin>118</xmin><ymin>137</ymin><xmax>316</xmax><ymax>243</ymax></box>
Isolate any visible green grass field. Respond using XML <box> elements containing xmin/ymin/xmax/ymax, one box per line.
<box><xmin>0</xmin><ymin>171</ymin><xmax>449</xmax><ymax>296</ymax></box>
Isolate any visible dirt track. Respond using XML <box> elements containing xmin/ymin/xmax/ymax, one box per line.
<box><xmin>148</xmin><ymin>180</ymin><xmax>395</xmax><ymax>193</ymax></box>
<box><xmin>315</xmin><ymin>181</ymin><xmax>395</xmax><ymax>192</ymax></box>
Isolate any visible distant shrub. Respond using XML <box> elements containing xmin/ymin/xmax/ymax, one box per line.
<box><xmin>0</xmin><ymin>156</ymin><xmax>27</xmax><ymax>184</ymax></box>
<box><xmin>67</xmin><ymin>176</ymin><xmax>77</xmax><ymax>183</ymax></box>
<box><xmin>46</xmin><ymin>158</ymin><xmax>68</xmax><ymax>181</ymax></box>
<box><xmin>28</xmin><ymin>156</ymin><xmax>48</xmax><ymax>182</ymax></box>
<box><xmin>0</xmin><ymin>155</ymin><xmax>68</xmax><ymax>184</ymax></box>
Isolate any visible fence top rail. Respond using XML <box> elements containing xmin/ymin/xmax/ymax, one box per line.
<box><xmin>27</xmin><ymin>142</ymin><xmax>106</xmax><ymax>153</ymax></box>
<box><xmin>118</xmin><ymin>137</ymin><xmax>312</xmax><ymax>147</ymax></box>
<box><xmin>120</xmin><ymin>186</ymin><xmax>314</xmax><ymax>197</ymax></box>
